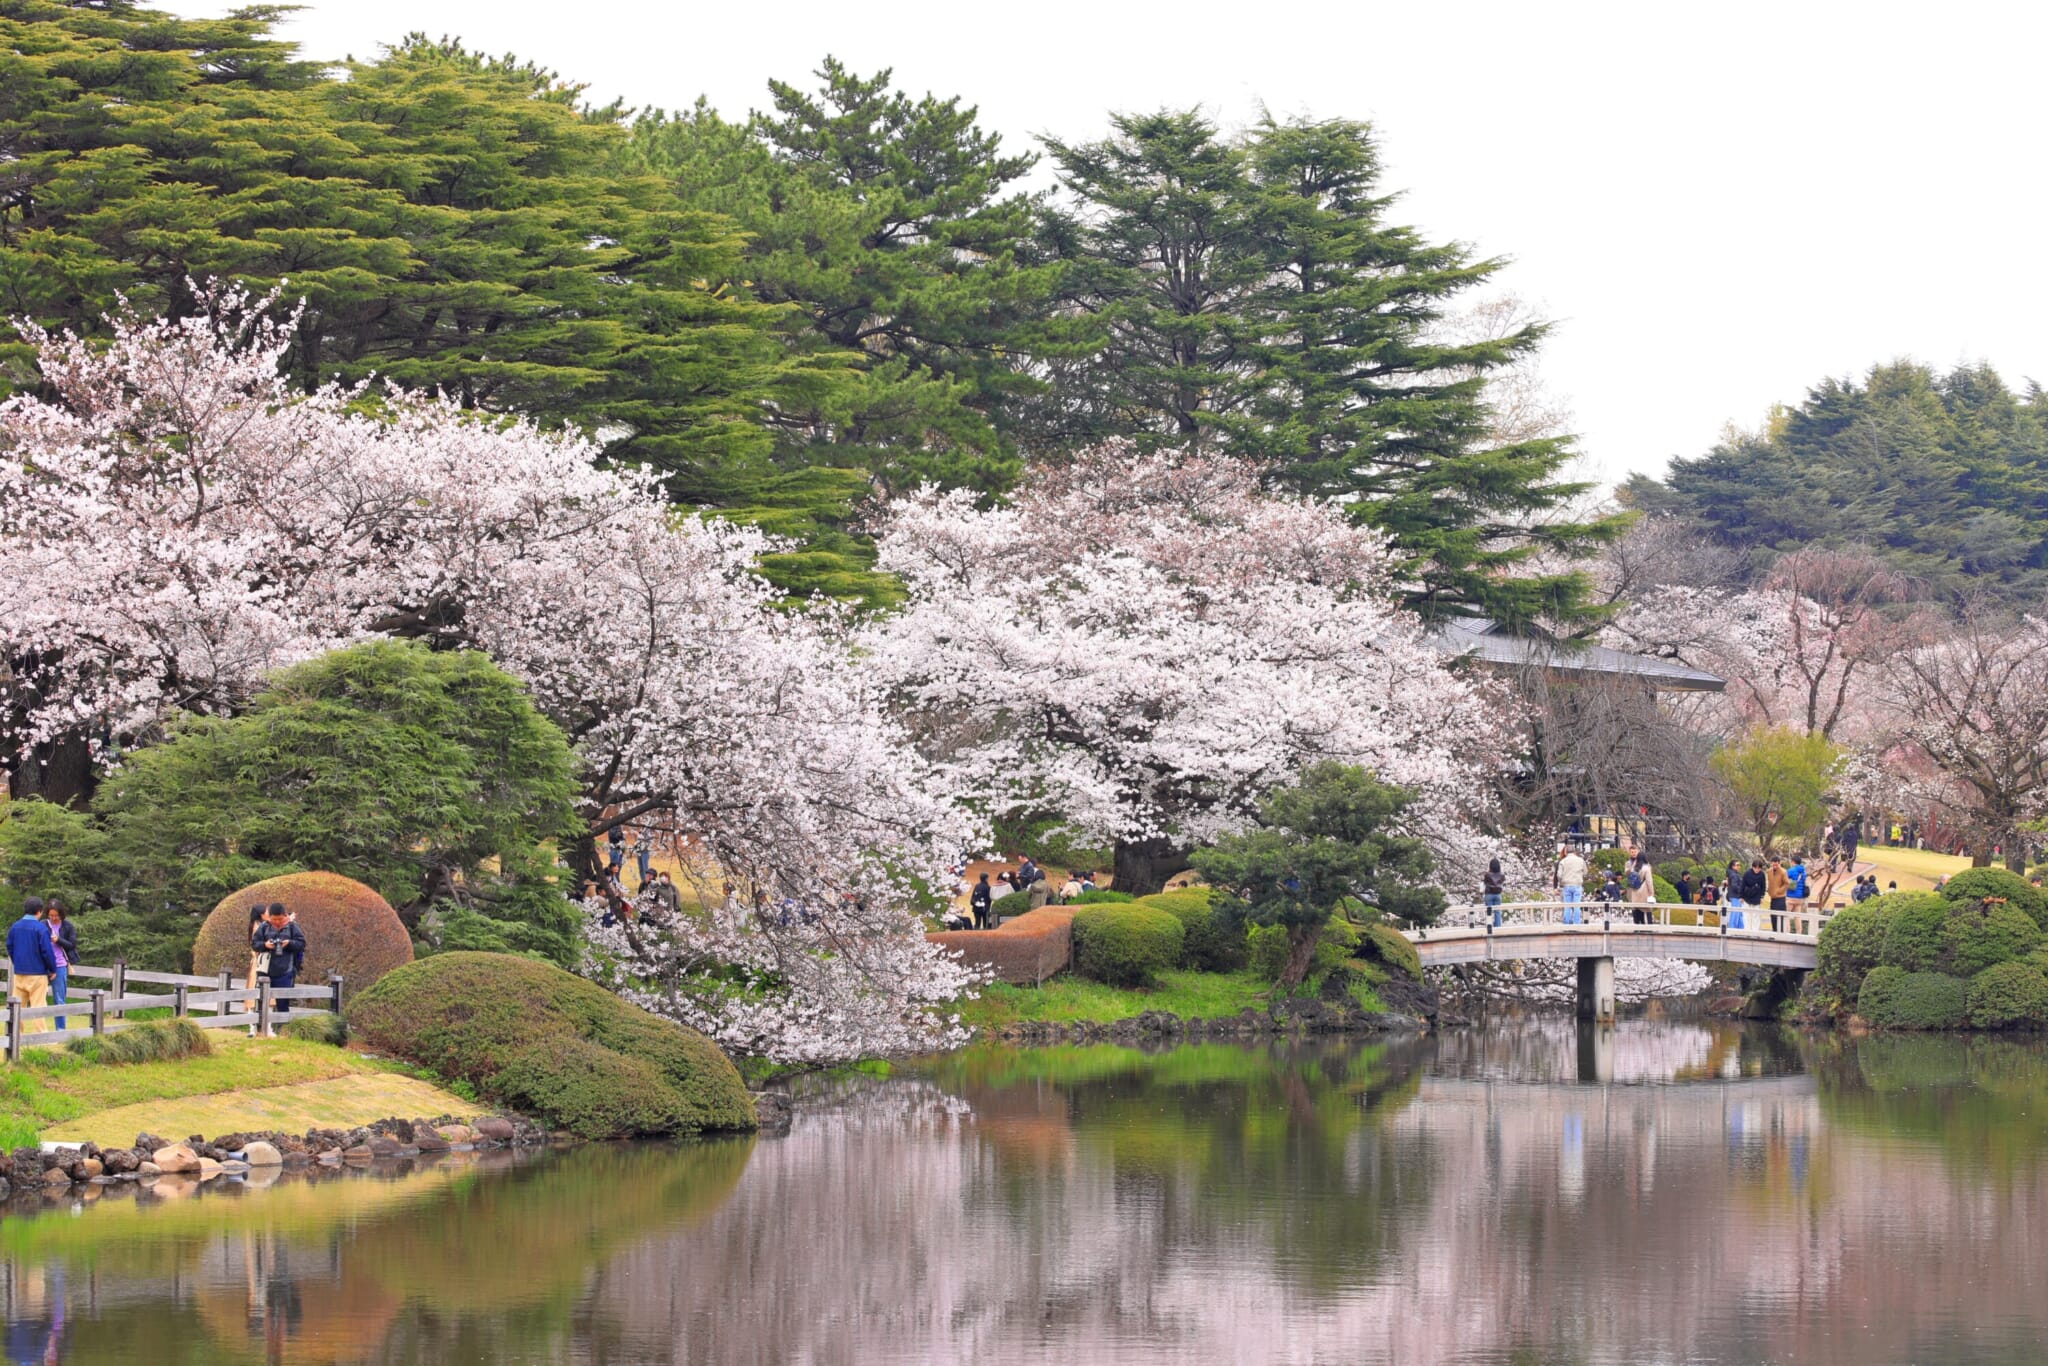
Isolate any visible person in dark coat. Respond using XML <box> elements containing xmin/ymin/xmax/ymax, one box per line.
<box><xmin>251</xmin><ymin>905</ymin><xmax>307</xmax><ymax>1037</ymax></box>
<box><xmin>970</xmin><ymin>873</ymin><xmax>994</xmax><ymax>929</ymax></box>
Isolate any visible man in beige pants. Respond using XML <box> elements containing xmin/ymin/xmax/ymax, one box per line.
<box><xmin>7</xmin><ymin>896</ymin><xmax>57</xmax><ymax>1033</ymax></box>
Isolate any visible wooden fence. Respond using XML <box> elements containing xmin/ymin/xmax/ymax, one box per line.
<box><xmin>1</xmin><ymin>961</ymin><xmax>345</xmax><ymax>1060</ymax></box>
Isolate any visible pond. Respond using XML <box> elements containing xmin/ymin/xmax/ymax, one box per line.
<box><xmin>5</xmin><ymin>1019</ymin><xmax>2048</xmax><ymax>1364</ymax></box>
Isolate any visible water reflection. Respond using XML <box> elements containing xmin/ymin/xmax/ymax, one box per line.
<box><xmin>7</xmin><ymin>1024</ymin><xmax>2048</xmax><ymax>1364</ymax></box>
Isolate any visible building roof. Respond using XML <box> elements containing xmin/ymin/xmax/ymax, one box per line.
<box><xmin>1431</xmin><ymin>618</ymin><xmax>1726</xmax><ymax>692</ymax></box>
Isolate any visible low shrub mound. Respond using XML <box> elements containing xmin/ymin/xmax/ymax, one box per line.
<box><xmin>989</xmin><ymin>890</ymin><xmax>1032</xmax><ymax>920</ymax></box>
<box><xmin>1940</xmin><ymin>867</ymin><xmax>2048</xmax><ymax>926</ymax></box>
<box><xmin>347</xmin><ymin>952</ymin><xmax>754</xmax><ymax>1138</ymax></box>
<box><xmin>1858</xmin><ymin>966</ymin><xmax>1968</xmax><ymax>1031</ymax></box>
<box><xmin>1072</xmin><ymin>889</ymin><xmax>1135</xmax><ymax>904</ymax></box>
<box><xmin>1874</xmin><ymin>892</ymin><xmax>1952</xmax><ymax>973</ymax></box>
<box><xmin>1966</xmin><ymin>962</ymin><xmax>2048</xmax><ymax>1030</ymax></box>
<box><xmin>1817</xmin><ymin>900</ymin><xmax>1885</xmax><ymax>1005</ymax></box>
<box><xmin>192</xmin><ymin>872</ymin><xmax>414</xmax><ymax>994</ymax></box>
<box><xmin>1072</xmin><ymin>904</ymin><xmax>1184</xmax><ymax>986</ymax></box>
<box><xmin>1358</xmin><ymin>923</ymin><xmax>1422</xmax><ymax>981</ymax></box>
<box><xmin>1135</xmin><ymin>888</ymin><xmax>1246</xmax><ymax>972</ymax></box>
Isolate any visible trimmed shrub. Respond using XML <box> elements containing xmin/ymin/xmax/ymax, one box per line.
<box><xmin>1072</xmin><ymin>904</ymin><xmax>1184</xmax><ymax>986</ymax></box>
<box><xmin>1859</xmin><ymin>966</ymin><xmax>1968</xmax><ymax>1030</ymax></box>
<box><xmin>1940</xmin><ymin>867</ymin><xmax>2048</xmax><ymax>926</ymax></box>
<box><xmin>491</xmin><ymin>1037</ymin><xmax>690</xmax><ymax>1139</ymax></box>
<box><xmin>1589</xmin><ymin>849</ymin><xmax>1628</xmax><ymax>876</ymax></box>
<box><xmin>280</xmin><ymin>1012</ymin><xmax>348</xmax><ymax>1046</ymax></box>
<box><xmin>348</xmin><ymin>952</ymin><xmax>754</xmax><ymax>1134</ymax></box>
<box><xmin>1136</xmin><ymin>887</ymin><xmax>1245</xmax><ymax>972</ymax></box>
<box><xmin>989</xmin><ymin>891</ymin><xmax>1031</xmax><ymax>920</ymax></box>
<box><xmin>1072</xmin><ymin>889</ymin><xmax>1135</xmax><ymax>904</ymax></box>
<box><xmin>1652</xmin><ymin>875</ymin><xmax>1679</xmax><ymax>905</ymax></box>
<box><xmin>1942</xmin><ymin>900</ymin><xmax>2042</xmax><ymax>977</ymax></box>
<box><xmin>1875</xmin><ymin>891</ymin><xmax>1952</xmax><ymax>972</ymax></box>
<box><xmin>1817</xmin><ymin>900</ymin><xmax>1885</xmax><ymax>1004</ymax></box>
<box><xmin>193</xmin><ymin>872</ymin><xmax>414</xmax><ymax>993</ymax></box>
<box><xmin>1359</xmin><ymin>923</ymin><xmax>1422</xmax><ymax>981</ymax></box>
<box><xmin>1966</xmin><ymin>962</ymin><xmax>2048</xmax><ymax>1030</ymax></box>
<box><xmin>928</xmin><ymin>907</ymin><xmax>1074</xmax><ymax>985</ymax></box>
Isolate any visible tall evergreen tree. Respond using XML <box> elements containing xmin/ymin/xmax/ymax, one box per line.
<box><xmin>1040</xmin><ymin>110</ymin><xmax>1619</xmax><ymax>625</ymax></box>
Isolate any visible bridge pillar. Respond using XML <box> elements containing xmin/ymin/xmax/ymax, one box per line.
<box><xmin>1575</xmin><ymin>956</ymin><xmax>1615</xmax><ymax>1024</ymax></box>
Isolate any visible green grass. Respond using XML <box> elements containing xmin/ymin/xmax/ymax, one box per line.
<box><xmin>959</xmin><ymin>969</ymin><xmax>1272</xmax><ymax>1031</ymax></box>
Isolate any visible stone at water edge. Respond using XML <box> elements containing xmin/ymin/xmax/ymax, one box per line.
<box><xmin>240</xmin><ymin>1141</ymin><xmax>283</xmax><ymax>1167</ymax></box>
<box><xmin>40</xmin><ymin>1167</ymin><xmax>70</xmax><ymax>1188</ymax></box>
<box><xmin>195</xmin><ymin>1157</ymin><xmax>222</xmax><ymax>1180</ymax></box>
<box><xmin>435</xmin><ymin>1124</ymin><xmax>473</xmax><ymax>1144</ymax></box>
<box><xmin>151</xmin><ymin>1144</ymin><xmax>201</xmax><ymax>1175</ymax></box>
<box><xmin>137</xmin><ymin>1161</ymin><xmax>161</xmax><ymax>1177</ymax></box>
<box><xmin>70</xmin><ymin>1158</ymin><xmax>103</xmax><ymax>1181</ymax></box>
<box><xmin>217</xmin><ymin>1160</ymin><xmax>250</xmax><ymax>1174</ymax></box>
<box><xmin>474</xmin><ymin>1117</ymin><xmax>515</xmax><ymax>1142</ymax></box>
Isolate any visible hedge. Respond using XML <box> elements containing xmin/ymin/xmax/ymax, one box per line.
<box><xmin>347</xmin><ymin>951</ymin><xmax>754</xmax><ymax>1137</ymax></box>
<box><xmin>491</xmin><ymin>1037</ymin><xmax>694</xmax><ymax>1139</ymax></box>
<box><xmin>192</xmin><ymin>871</ymin><xmax>414</xmax><ymax>993</ymax></box>
<box><xmin>1134</xmin><ymin>887</ymin><xmax>1245</xmax><ymax>972</ymax></box>
<box><xmin>1072</xmin><ymin>889</ymin><xmax>1135</xmax><ymax>904</ymax></box>
<box><xmin>927</xmin><ymin>906</ymin><xmax>1074</xmax><ymax>985</ymax></box>
<box><xmin>1817</xmin><ymin>900</ymin><xmax>1885</xmax><ymax>1004</ymax></box>
<box><xmin>1942</xmin><ymin>900</ymin><xmax>2042</xmax><ymax>977</ymax></box>
<box><xmin>989</xmin><ymin>890</ymin><xmax>1031</xmax><ymax>920</ymax></box>
<box><xmin>1965</xmin><ymin>962</ymin><xmax>2048</xmax><ymax>1030</ymax></box>
<box><xmin>1874</xmin><ymin>892</ymin><xmax>1951</xmax><ymax>973</ymax></box>
<box><xmin>1359</xmin><ymin>922</ymin><xmax>1422</xmax><ymax>981</ymax></box>
<box><xmin>1858</xmin><ymin>966</ymin><xmax>1968</xmax><ymax>1030</ymax></box>
<box><xmin>1940</xmin><ymin>867</ymin><xmax>2048</xmax><ymax>926</ymax></box>
<box><xmin>1072</xmin><ymin>904</ymin><xmax>1184</xmax><ymax>986</ymax></box>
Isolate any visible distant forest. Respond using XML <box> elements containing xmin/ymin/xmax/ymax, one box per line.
<box><xmin>1623</xmin><ymin>362</ymin><xmax>2048</xmax><ymax>601</ymax></box>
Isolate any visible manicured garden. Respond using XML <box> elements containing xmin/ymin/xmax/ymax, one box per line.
<box><xmin>1815</xmin><ymin>868</ymin><xmax>2048</xmax><ymax>1030</ymax></box>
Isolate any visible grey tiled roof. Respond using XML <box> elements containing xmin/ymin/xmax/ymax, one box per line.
<box><xmin>1431</xmin><ymin>619</ymin><xmax>1726</xmax><ymax>692</ymax></box>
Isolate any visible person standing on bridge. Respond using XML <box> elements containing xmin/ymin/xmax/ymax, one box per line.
<box><xmin>1742</xmin><ymin>861</ymin><xmax>1767</xmax><ymax>926</ymax></box>
<box><xmin>1786</xmin><ymin>853</ymin><xmax>1810</xmax><ymax>930</ymax></box>
<box><xmin>1483</xmin><ymin>858</ymin><xmax>1505</xmax><ymax>927</ymax></box>
<box><xmin>1556</xmin><ymin>847</ymin><xmax>1586</xmax><ymax>925</ymax></box>
<box><xmin>1765</xmin><ymin>858</ymin><xmax>1790</xmax><ymax>932</ymax></box>
<box><xmin>1626</xmin><ymin>850</ymin><xmax>1656</xmax><ymax>925</ymax></box>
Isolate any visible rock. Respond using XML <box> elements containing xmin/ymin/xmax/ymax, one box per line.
<box><xmin>151</xmin><ymin>1144</ymin><xmax>201</xmax><ymax>1175</ymax></box>
<box><xmin>365</xmin><ymin>1135</ymin><xmax>399</xmax><ymax>1157</ymax></box>
<box><xmin>752</xmin><ymin>1092</ymin><xmax>794</xmax><ymax>1136</ymax></box>
<box><xmin>195</xmin><ymin>1157</ymin><xmax>222</xmax><ymax>1180</ymax></box>
<box><xmin>413</xmin><ymin>1132</ymin><xmax>450</xmax><ymax>1153</ymax></box>
<box><xmin>40</xmin><ymin>1167</ymin><xmax>70</xmax><ymax>1188</ymax></box>
<box><xmin>71</xmin><ymin>1158</ymin><xmax>103</xmax><ymax>1181</ymax></box>
<box><xmin>217</xmin><ymin>1160</ymin><xmax>250</xmax><ymax>1174</ymax></box>
<box><xmin>137</xmin><ymin>1161</ymin><xmax>161</xmax><ymax>1177</ymax></box>
<box><xmin>434</xmin><ymin>1124</ymin><xmax>473</xmax><ymax>1144</ymax></box>
<box><xmin>315</xmin><ymin>1151</ymin><xmax>342</xmax><ymax>1166</ymax></box>
<box><xmin>133</xmin><ymin>1133</ymin><xmax>169</xmax><ymax>1154</ymax></box>
<box><xmin>342</xmin><ymin>1145</ymin><xmax>374</xmax><ymax>1161</ymax></box>
<box><xmin>7</xmin><ymin>1148</ymin><xmax>43</xmax><ymax>1189</ymax></box>
<box><xmin>474</xmin><ymin>1117</ymin><xmax>515</xmax><ymax>1142</ymax></box>
<box><xmin>241</xmin><ymin>1141</ymin><xmax>283</xmax><ymax>1167</ymax></box>
<box><xmin>101</xmin><ymin>1149</ymin><xmax>138</xmax><ymax>1175</ymax></box>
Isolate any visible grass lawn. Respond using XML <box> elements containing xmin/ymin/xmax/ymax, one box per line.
<box><xmin>1</xmin><ymin>1033</ymin><xmax>475</xmax><ymax>1148</ymax></box>
<box><xmin>1859</xmin><ymin>845</ymin><xmax>1975</xmax><ymax>892</ymax></box>
<box><xmin>959</xmin><ymin>969</ymin><xmax>1274</xmax><ymax>1032</ymax></box>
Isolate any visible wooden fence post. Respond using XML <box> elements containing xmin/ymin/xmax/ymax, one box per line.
<box><xmin>173</xmin><ymin>983</ymin><xmax>188</xmax><ymax>1019</ymax></box>
<box><xmin>328</xmin><ymin>972</ymin><xmax>344</xmax><ymax>1015</ymax></box>
<box><xmin>110</xmin><ymin>958</ymin><xmax>126</xmax><ymax>1020</ymax></box>
<box><xmin>90</xmin><ymin>989</ymin><xmax>106</xmax><ymax>1038</ymax></box>
<box><xmin>257</xmin><ymin>975</ymin><xmax>272</xmax><ymax>1037</ymax></box>
<box><xmin>217</xmin><ymin>967</ymin><xmax>233</xmax><ymax>1017</ymax></box>
<box><xmin>6</xmin><ymin>998</ymin><xmax>19</xmax><ymax>1060</ymax></box>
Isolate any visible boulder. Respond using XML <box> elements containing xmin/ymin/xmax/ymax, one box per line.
<box><xmin>342</xmin><ymin>1145</ymin><xmax>374</xmax><ymax>1161</ymax></box>
<box><xmin>101</xmin><ymin>1149</ymin><xmax>139</xmax><ymax>1175</ymax></box>
<box><xmin>217</xmin><ymin>1160</ymin><xmax>250</xmax><ymax>1175</ymax></box>
<box><xmin>435</xmin><ymin>1124</ymin><xmax>473</xmax><ymax>1144</ymax></box>
<box><xmin>40</xmin><ymin>1167</ymin><xmax>70</xmax><ymax>1188</ymax></box>
<box><xmin>195</xmin><ymin>1157</ymin><xmax>223</xmax><ymax>1180</ymax></box>
<box><xmin>752</xmin><ymin>1092</ymin><xmax>794</xmax><ymax>1136</ymax></box>
<box><xmin>151</xmin><ymin>1144</ymin><xmax>201</xmax><ymax>1175</ymax></box>
<box><xmin>413</xmin><ymin>1132</ymin><xmax>450</xmax><ymax>1153</ymax></box>
<box><xmin>240</xmin><ymin>1141</ymin><xmax>283</xmax><ymax>1167</ymax></box>
<box><xmin>474</xmin><ymin>1117</ymin><xmax>515</xmax><ymax>1142</ymax></box>
<box><xmin>133</xmin><ymin>1132</ymin><xmax>169</xmax><ymax>1154</ymax></box>
<box><xmin>366</xmin><ymin>1135</ymin><xmax>399</xmax><ymax>1157</ymax></box>
<box><xmin>70</xmin><ymin>1158</ymin><xmax>103</xmax><ymax>1181</ymax></box>
<box><xmin>137</xmin><ymin>1161</ymin><xmax>161</xmax><ymax>1177</ymax></box>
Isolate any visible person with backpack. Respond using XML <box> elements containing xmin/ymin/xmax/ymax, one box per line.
<box><xmin>1786</xmin><ymin>853</ymin><xmax>1811</xmax><ymax>931</ymax></box>
<box><xmin>970</xmin><ymin>873</ymin><xmax>994</xmax><ymax>929</ymax></box>
<box><xmin>1626</xmin><ymin>850</ymin><xmax>1656</xmax><ymax>925</ymax></box>
<box><xmin>1482</xmin><ymin>858</ymin><xmax>1506</xmax><ymax>927</ymax></box>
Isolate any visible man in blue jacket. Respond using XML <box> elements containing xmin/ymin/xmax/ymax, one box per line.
<box><xmin>7</xmin><ymin>896</ymin><xmax>58</xmax><ymax>1032</ymax></box>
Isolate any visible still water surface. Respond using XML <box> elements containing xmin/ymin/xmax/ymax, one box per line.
<box><xmin>3</xmin><ymin>1020</ymin><xmax>2046</xmax><ymax>1364</ymax></box>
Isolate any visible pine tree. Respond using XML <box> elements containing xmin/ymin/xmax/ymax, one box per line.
<box><xmin>1041</xmin><ymin>110</ymin><xmax>1621</xmax><ymax>625</ymax></box>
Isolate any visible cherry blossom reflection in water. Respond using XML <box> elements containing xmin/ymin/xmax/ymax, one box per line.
<box><xmin>5</xmin><ymin>1022</ymin><xmax>2048</xmax><ymax>1365</ymax></box>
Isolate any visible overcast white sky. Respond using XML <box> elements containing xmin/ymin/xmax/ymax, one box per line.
<box><xmin>189</xmin><ymin>0</ymin><xmax>2048</xmax><ymax>487</ymax></box>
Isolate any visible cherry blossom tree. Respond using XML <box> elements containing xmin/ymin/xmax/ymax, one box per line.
<box><xmin>0</xmin><ymin>290</ymin><xmax>979</xmax><ymax>1060</ymax></box>
<box><xmin>865</xmin><ymin>443</ymin><xmax>1514</xmax><ymax>898</ymax></box>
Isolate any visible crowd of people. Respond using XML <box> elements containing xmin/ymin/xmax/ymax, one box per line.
<box><xmin>945</xmin><ymin>858</ymin><xmax>1102</xmax><ymax>930</ymax></box>
<box><xmin>1538</xmin><ymin>847</ymin><xmax>1847</xmax><ymax>934</ymax></box>
<box><xmin>5</xmin><ymin>897</ymin><xmax>75</xmax><ymax>1031</ymax></box>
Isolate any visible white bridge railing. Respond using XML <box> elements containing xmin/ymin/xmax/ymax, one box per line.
<box><xmin>1421</xmin><ymin>899</ymin><xmax>1829</xmax><ymax>941</ymax></box>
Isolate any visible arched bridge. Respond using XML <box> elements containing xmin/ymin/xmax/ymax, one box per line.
<box><xmin>1402</xmin><ymin>903</ymin><xmax>1819</xmax><ymax>1021</ymax></box>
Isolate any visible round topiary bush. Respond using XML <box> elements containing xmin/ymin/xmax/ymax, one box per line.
<box><xmin>1966</xmin><ymin>962</ymin><xmax>2048</xmax><ymax>1030</ymax></box>
<box><xmin>1874</xmin><ymin>891</ymin><xmax>1952</xmax><ymax>973</ymax></box>
<box><xmin>347</xmin><ymin>951</ymin><xmax>754</xmax><ymax>1136</ymax></box>
<box><xmin>1858</xmin><ymin>966</ymin><xmax>1968</xmax><ymax>1030</ymax></box>
<box><xmin>989</xmin><ymin>890</ymin><xmax>1032</xmax><ymax>920</ymax></box>
<box><xmin>490</xmin><ymin>1038</ymin><xmax>693</xmax><ymax>1139</ymax></box>
<box><xmin>1940</xmin><ymin>867</ymin><xmax>2048</xmax><ymax>927</ymax></box>
<box><xmin>1942</xmin><ymin>899</ymin><xmax>2042</xmax><ymax>977</ymax></box>
<box><xmin>191</xmin><ymin>872</ymin><xmax>414</xmax><ymax>994</ymax></box>
<box><xmin>1652</xmin><ymin>875</ymin><xmax>1679</xmax><ymax>905</ymax></box>
<box><xmin>1135</xmin><ymin>887</ymin><xmax>1245</xmax><ymax>972</ymax></box>
<box><xmin>1359</xmin><ymin>922</ymin><xmax>1423</xmax><ymax>981</ymax></box>
<box><xmin>1072</xmin><ymin>904</ymin><xmax>1185</xmax><ymax>986</ymax></box>
<box><xmin>1817</xmin><ymin>900</ymin><xmax>1885</xmax><ymax>1005</ymax></box>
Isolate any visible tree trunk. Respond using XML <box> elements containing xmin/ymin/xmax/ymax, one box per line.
<box><xmin>1275</xmin><ymin>923</ymin><xmax>1321</xmax><ymax>989</ymax></box>
<box><xmin>1111</xmin><ymin>837</ymin><xmax>1189</xmax><ymax>899</ymax></box>
<box><xmin>1972</xmin><ymin>842</ymin><xmax>1994</xmax><ymax>869</ymax></box>
<box><xmin>7</xmin><ymin>728</ymin><xmax>96</xmax><ymax>806</ymax></box>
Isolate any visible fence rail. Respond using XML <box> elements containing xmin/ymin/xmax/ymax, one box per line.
<box><xmin>2</xmin><ymin>960</ymin><xmax>344</xmax><ymax>1060</ymax></box>
<box><xmin>1428</xmin><ymin>899</ymin><xmax>1831</xmax><ymax>939</ymax></box>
